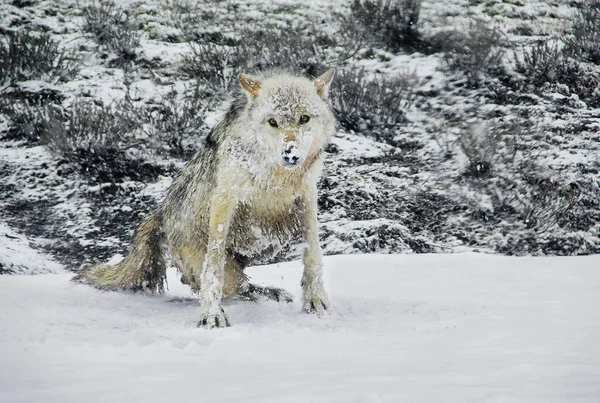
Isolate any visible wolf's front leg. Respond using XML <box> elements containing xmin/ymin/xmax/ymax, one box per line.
<box><xmin>198</xmin><ymin>191</ymin><xmax>236</xmax><ymax>329</ymax></box>
<box><xmin>301</xmin><ymin>187</ymin><xmax>329</xmax><ymax>316</ymax></box>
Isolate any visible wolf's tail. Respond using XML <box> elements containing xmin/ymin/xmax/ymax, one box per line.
<box><xmin>73</xmin><ymin>213</ymin><xmax>167</xmax><ymax>293</ymax></box>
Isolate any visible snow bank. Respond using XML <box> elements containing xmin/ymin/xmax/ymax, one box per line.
<box><xmin>0</xmin><ymin>223</ymin><xmax>63</xmax><ymax>275</ymax></box>
<box><xmin>1</xmin><ymin>253</ymin><xmax>599</xmax><ymax>402</ymax></box>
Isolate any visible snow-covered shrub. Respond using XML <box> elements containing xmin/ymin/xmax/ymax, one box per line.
<box><xmin>0</xmin><ymin>98</ymin><xmax>51</xmax><ymax>143</ymax></box>
<box><xmin>440</xmin><ymin>21</ymin><xmax>506</xmax><ymax>88</ymax></box>
<box><xmin>513</xmin><ymin>42</ymin><xmax>600</xmax><ymax>105</ymax></box>
<box><xmin>39</xmin><ymin>100</ymin><xmax>163</xmax><ymax>182</ymax></box>
<box><xmin>143</xmin><ymin>87</ymin><xmax>206</xmax><ymax>157</ymax></box>
<box><xmin>458</xmin><ymin>122</ymin><xmax>517</xmax><ymax>179</ymax></box>
<box><xmin>564</xmin><ymin>0</ymin><xmax>600</xmax><ymax>64</ymax></box>
<box><xmin>82</xmin><ymin>0</ymin><xmax>140</xmax><ymax>66</ymax></box>
<box><xmin>181</xmin><ymin>28</ymin><xmax>329</xmax><ymax>96</ymax></box>
<box><xmin>330</xmin><ymin>68</ymin><xmax>415</xmax><ymax>140</ymax></box>
<box><xmin>0</xmin><ymin>32</ymin><xmax>72</xmax><ymax>142</ymax></box>
<box><xmin>180</xmin><ymin>41</ymin><xmax>252</xmax><ymax>95</ymax></box>
<box><xmin>349</xmin><ymin>0</ymin><xmax>423</xmax><ymax>52</ymax></box>
<box><xmin>0</xmin><ymin>31</ymin><xmax>78</xmax><ymax>85</ymax></box>
<box><xmin>41</xmin><ymin>101</ymin><xmax>135</xmax><ymax>155</ymax></box>
<box><xmin>163</xmin><ymin>0</ymin><xmax>219</xmax><ymax>42</ymax></box>
<box><xmin>242</xmin><ymin>28</ymin><xmax>330</xmax><ymax>77</ymax></box>
<box><xmin>456</xmin><ymin>120</ymin><xmax>577</xmax><ymax>235</ymax></box>
<box><xmin>557</xmin><ymin>174</ymin><xmax>600</xmax><ymax>232</ymax></box>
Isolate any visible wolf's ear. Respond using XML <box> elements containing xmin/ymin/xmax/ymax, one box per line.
<box><xmin>239</xmin><ymin>73</ymin><xmax>261</xmax><ymax>98</ymax></box>
<box><xmin>314</xmin><ymin>68</ymin><xmax>335</xmax><ymax>98</ymax></box>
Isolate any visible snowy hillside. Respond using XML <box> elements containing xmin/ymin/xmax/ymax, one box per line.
<box><xmin>0</xmin><ymin>222</ymin><xmax>62</xmax><ymax>274</ymax></box>
<box><xmin>1</xmin><ymin>0</ymin><xmax>599</xmax><ymax>272</ymax></box>
<box><xmin>1</xmin><ymin>253</ymin><xmax>599</xmax><ymax>402</ymax></box>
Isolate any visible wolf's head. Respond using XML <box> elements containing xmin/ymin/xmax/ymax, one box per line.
<box><xmin>236</xmin><ymin>69</ymin><xmax>335</xmax><ymax>171</ymax></box>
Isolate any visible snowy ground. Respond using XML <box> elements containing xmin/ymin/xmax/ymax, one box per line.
<box><xmin>0</xmin><ymin>223</ymin><xmax>62</xmax><ymax>274</ymax></box>
<box><xmin>1</xmin><ymin>253</ymin><xmax>599</xmax><ymax>403</ymax></box>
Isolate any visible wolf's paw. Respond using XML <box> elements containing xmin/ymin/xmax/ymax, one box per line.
<box><xmin>198</xmin><ymin>306</ymin><xmax>230</xmax><ymax>329</ymax></box>
<box><xmin>302</xmin><ymin>291</ymin><xmax>329</xmax><ymax>317</ymax></box>
<box><xmin>237</xmin><ymin>283</ymin><xmax>294</xmax><ymax>303</ymax></box>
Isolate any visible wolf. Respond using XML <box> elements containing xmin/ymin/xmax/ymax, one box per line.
<box><xmin>74</xmin><ymin>69</ymin><xmax>336</xmax><ymax>328</ymax></box>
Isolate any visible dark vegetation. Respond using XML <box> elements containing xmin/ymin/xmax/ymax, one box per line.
<box><xmin>82</xmin><ymin>0</ymin><xmax>141</xmax><ymax>66</ymax></box>
<box><xmin>0</xmin><ymin>30</ymin><xmax>78</xmax><ymax>145</ymax></box>
<box><xmin>564</xmin><ymin>0</ymin><xmax>600</xmax><ymax>65</ymax></box>
<box><xmin>0</xmin><ymin>30</ymin><xmax>78</xmax><ymax>85</ymax></box>
<box><xmin>513</xmin><ymin>41</ymin><xmax>600</xmax><ymax>106</ymax></box>
<box><xmin>348</xmin><ymin>0</ymin><xmax>424</xmax><ymax>52</ymax></box>
<box><xmin>143</xmin><ymin>87</ymin><xmax>207</xmax><ymax>158</ymax></box>
<box><xmin>330</xmin><ymin>68</ymin><xmax>415</xmax><ymax>140</ymax></box>
<box><xmin>38</xmin><ymin>100</ymin><xmax>164</xmax><ymax>183</ymax></box>
<box><xmin>438</xmin><ymin>21</ymin><xmax>506</xmax><ymax>88</ymax></box>
<box><xmin>457</xmin><ymin>120</ymin><xmax>572</xmax><ymax>231</ymax></box>
<box><xmin>180</xmin><ymin>27</ymin><xmax>333</xmax><ymax>97</ymax></box>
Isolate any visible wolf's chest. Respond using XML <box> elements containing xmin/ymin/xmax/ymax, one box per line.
<box><xmin>228</xmin><ymin>196</ymin><xmax>304</xmax><ymax>263</ymax></box>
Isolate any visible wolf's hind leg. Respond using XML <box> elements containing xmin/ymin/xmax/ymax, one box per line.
<box><xmin>179</xmin><ymin>246</ymin><xmax>248</xmax><ymax>297</ymax></box>
<box><xmin>222</xmin><ymin>254</ymin><xmax>292</xmax><ymax>303</ymax></box>
<box><xmin>229</xmin><ymin>250</ymin><xmax>293</xmax><ymax>303</ymax></box>
<box><xmin>179</xmin><ymin>245</ymin><xmax>293</xmax><ymax>305</ymax></box>
<box><xmin>223</xmin><ymin>254</ymin><xmax>248</xmax><ymax>298</ymax></box>
<box><xmin>73</xmin><ymin>215</ymin><xmax>167</xmax><ymax>293</ymax></box>
<box><xmin>178</xmin><ymin>244</ymin><xmax>206</xmax><ymax>294</ymax></box>
<box><xmin>236</xmin><ymin>283</ymin><xmax>294</xmax><ymax>303</ymax></box>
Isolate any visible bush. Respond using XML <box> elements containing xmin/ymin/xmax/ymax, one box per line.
<box><xmin>440</xmin><ymin>21</ymin><xmax>506</xmax><ymax>88</ymax></box>
<box><xmin>38</xmin><ymin>99</ymin><xmax>163</xmax><ymax>182</ymax></box>
<box><xmin>349</xmin><ymin>0</ymin><xmax>423</xmax><ymax>52</ymax></box>
<box><xmin>565</xmin><ymin>0</ymin><xmax>600</xmax><ymax>64</ymax></box>
<box><xmin>41</xmin><ymin>100</ymin><xmax>136</xmax><ymax>156</ymax></box>
<box><xmin>143</xmin><ymin>86</ymin><xmax>207</xmax><ymax>157</ymax></box>
<box><xmin>458</xmin><ymin>121</ymin><xmax>518</xmax><ymax>179</ymax></box>
<box><xmin>457</xmin><ymin>120</ymin><xmax>526</xmax><ymax>180</ymax></box>
<box><xmin>181</xmin><ymin>27</ymin><xmax>330</xmax><ymax>96</ymax></box>
<box><xmin>0</xmin><ymin>33</ymin><xmax>72</xmax><ymax>142</ymax></box>
<box><xmin>0</xmin><ymin>96</ymin><xmax>52</xmax><ymax>142</ymax></box>
<box><xmin>456</xmin><ymin>119</ymin><xmax>576</xmax><ymax>233</ymax></box>
<box><xmin>513</xmin><ymin>41</ymin><xmax>600</xmax><ymax>105</ymax></box>
<box><xmin>0</xmin><ymin>30</ymin><xmax>78</xmax><ymax>85</ymax></box>
<box><xmin>242</xmin><ymin>28</ymin><xmax>330</xmax><ymax>77</ymax></box>
<box><xmin>329</xmin><ymin>68</ymin><xmax>415</xmax><ymax>140</ymax></box>
<box><xmin>181</xmin><ymin>41</ymin><xmax>251</xmax><ymax>95</ymax></box>
<box><xmin>82</xmin><ymin>0</ymin><xmax>140</xmax><ymax>66</ymax></box>
<box><xmin>162</xmin><ymin>0</ymin><xmax>218</xmax><ymax>42</ymax></box>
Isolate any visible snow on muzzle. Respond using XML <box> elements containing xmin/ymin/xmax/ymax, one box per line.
<box><xmin>282</xmin><ymin>141</ymin><xmax>301</xmax><ymax>168</ymax></box>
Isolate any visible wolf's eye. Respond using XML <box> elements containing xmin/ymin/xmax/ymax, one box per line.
<box><xmin>268</xmin><ymin>118</ymin><xmax>278</xmax><ymax>128</ymax></box>
<box><xmin>299</xmin><ymin>115</ymin><xmax>310</xmax><ymax>124</ymax></box>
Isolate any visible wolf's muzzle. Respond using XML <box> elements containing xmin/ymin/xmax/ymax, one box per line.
<box><xmin>282</xmin><ymin>143</ymin><xmax>300</xmax><ymax>168</ymax></box>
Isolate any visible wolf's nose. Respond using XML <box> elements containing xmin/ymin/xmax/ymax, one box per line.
<box><xmin>284</xmin><ymin>155</ymin><xmax>299</xmax><ymax>164</ymax></box>
<box><xmin>282</xmin><ymin>145</ymin><xmax>300</xmax><ymax>166</ymax></box>
<box><xmin>283</xmin><ymin>153</ymin><xmax>299</xmax><ymax>165</ymax></box>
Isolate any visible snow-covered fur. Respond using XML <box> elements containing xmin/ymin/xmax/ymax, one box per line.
<box><xmin>74</xmin><ymin>69</ymin><xmax>336</xmax><ymax>328</ymax></box>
